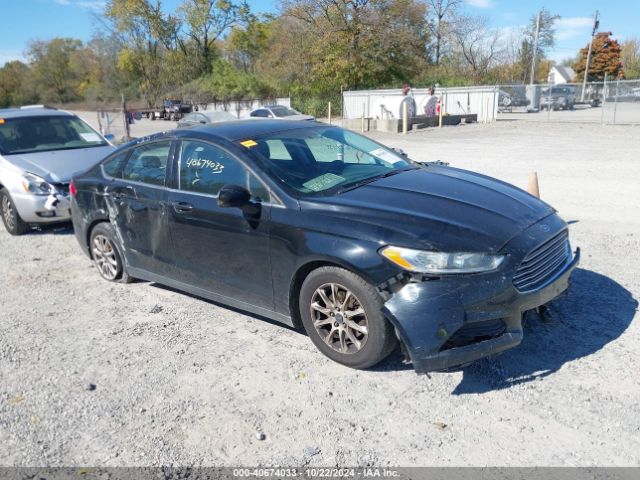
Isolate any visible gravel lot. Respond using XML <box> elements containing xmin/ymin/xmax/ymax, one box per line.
<box><xmin>1</xmin><ymin>118</ymin><xmax>639</xmax><ymax>467</ymax></box>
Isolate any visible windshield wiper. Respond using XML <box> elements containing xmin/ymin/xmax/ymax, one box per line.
<box><xmin>6</xmin><ymin>144</ymin><xmax>107</xmax><ymax>155</ymax></box>
<box><xmin>338</xmin><ymin>167</ymin><xmax>418</xmax><ymax>194</ymax></box>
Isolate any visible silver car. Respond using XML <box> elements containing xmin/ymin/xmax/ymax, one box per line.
<box><xmin>0</xmin><ymin>106</ymin><xmax>114</xmax><ymax>235</ymax></box>
<box><xmin>249</xmin><ymin>105</ymin><xmax>315</xmax><ymax>121</ymax></box>
<box><xmin>176</xmin><ymin>110</ymin><xmax>237</xmax><ymax>128</ymax></box>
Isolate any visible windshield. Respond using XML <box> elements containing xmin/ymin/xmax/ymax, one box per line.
<box><xmin>270</xmin><ymin>107</ymin><xmax>301</xmax><ymax>117</ymax></box>
<box><xmin>0</xmin><ymin>115</ymin><xmax>108</xmax><ymax>155</ymax></box>
<box><xmin>239</xmin><ymin>126</ymin><xmax>415</xmax><ymax>196</ymax></box>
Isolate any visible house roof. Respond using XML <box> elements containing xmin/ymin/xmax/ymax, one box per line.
<box><xmin>553</xmin><ymin>66</ymin><xmax>576</xmax><ymax>82</ymax></box>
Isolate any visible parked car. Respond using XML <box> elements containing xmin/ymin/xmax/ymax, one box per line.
<box><xmin>177</xmin><ymin>110</ymin><xmax>237</xmax><ymax>128</ymax></box>
<box><xmin>70</xmin><ymin>120</ymin><xmax>579</xmax><ymax>373</ymax></box>
<box><xmin>498</xmin><ymin>88</ymin><xmax>530</xmax><ymax>110</ymax></box>
<box><xmin>0</xmin><ymin>106</ymin><xmax>114</xmax><ymax>235</ymax></box>
<box><xmin>249</xmin><ymin>105</ymin><xmax>314</xmax><ymax>121</ymax></box>
<box><xmin>540</xmin><ymin>86</ymin><xmax>576</xmax><ymax>111</ymax></box>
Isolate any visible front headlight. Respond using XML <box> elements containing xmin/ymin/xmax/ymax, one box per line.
<box><xmin>380</xmin><ymin>246</ymin><xmax>505</xmax><ymax>274</ymax></box>
<box><xmin>21</xmin><ymin>173</ymin><xmax>54</xmax><ymax>195</ymax></box>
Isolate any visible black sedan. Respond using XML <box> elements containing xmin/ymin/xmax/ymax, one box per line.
<box><xmin>70</xmin><ymin>120</ymin><xmax>579</xmax><ymax>373</ymax></box>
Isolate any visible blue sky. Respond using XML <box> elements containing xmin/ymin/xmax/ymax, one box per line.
<box><xmin>1</xmin><ymin>0</ymin><xmax>637</xmax><ymax>67</ymax></box>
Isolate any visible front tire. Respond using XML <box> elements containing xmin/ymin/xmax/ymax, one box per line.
<box><xmin>89</xmin><ymin>223</ymin><xmax>132</xmax><ymax>283</ymax></box>
<box><xmin>0</xmin><ymin>188</ymin><xmax>30</xmax><ymax>235</ymax></box>
<box><xmin>299</xmin><ymin>266</ymin><xmax>397</xmax><ymax>370</ymax></box>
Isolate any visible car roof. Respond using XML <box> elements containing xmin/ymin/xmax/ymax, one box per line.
<box><xmin>0</xmin><ymin>107</ymin><xmax>75</xmax><ymax>119</ymax></box>
<box><xmin>178</xmin><ymin>119</ymin><xmax>326</xmax><ymax>142</ymax></box>
<box><xmin>116</xmin><ymin>119</ymin><xmax>329</xmax><ymax>152</ymax></box>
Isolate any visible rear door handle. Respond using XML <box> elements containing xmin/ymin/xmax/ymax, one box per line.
<box><xmin>172</xmin><ymin>201</ymin><xmax>194</xmax><ymax>213</ymax></box>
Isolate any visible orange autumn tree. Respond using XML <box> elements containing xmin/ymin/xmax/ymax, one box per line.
<box><xmin>573</xmin><ymin>32</ymin><xmax>624</xmax><ymax>81</ymax></box>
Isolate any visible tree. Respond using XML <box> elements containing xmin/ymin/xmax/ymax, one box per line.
<box><xmin>0</xmin><ymin>61</ymin><xmax>38</xmax><ymax>107</ymax></box>
<box><xmin>573</xmin><ymin>32</ymin><xmax>624</xmax><ymax>81</ymax></box>
<box><xmin>179</xmin><ymin>0</ymin><xmax>250</xmax><ymax>75</ymax></box>
<box><xmin>225</xmin><ymin>14</ymin><xmax>272</xmax><ymax>73</ymax></box>
<box><xmin>425</xmin><ymin>0</ymin><xmax>460</xmax><ymax>66</ymax></box>
<box><xmin>452</xmin><ymin>16</ymin><xmax>501</xmax><ymax>84</ymax></box>
<box><xmin>280</xmin><ymin>0</ymin><xmax>428</xmax><ymax>91</ymax></box>
<box><xmin>105</xmin><ymin>0</ymin><xmax>180</xmax><ymax>106</ymax></box>
<box><xmin>621</xmin><ymin>38</ymin><xmax>640</xmax><ymax>79</ymax></box>
<box><xmin>518</xmin><ymin>8</ymin><xmax>559</xmax><ymax>83</ymax></box>
<box><xmin>27</xmin><ymin>38</ymin><xmax>89</xmax><ymax>103</ymax></box>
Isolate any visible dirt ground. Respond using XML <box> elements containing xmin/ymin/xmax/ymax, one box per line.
<box><xmin>1</xmin><ymin>117</ymin><xmax>639</xmax><ymax>467</ymax></box>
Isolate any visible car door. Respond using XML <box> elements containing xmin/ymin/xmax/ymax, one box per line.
<box><xmin>107</xmin><ymin>139</ymin><xmax>175</xmax><ymax>275</ymax></box>
<box><xmin>167</xmin><ymin>139</ymin><xmax>274</xmax><ymax>308</ymax></box>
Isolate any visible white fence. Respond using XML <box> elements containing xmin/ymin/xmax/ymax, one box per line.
<box><xmin>201</xmin><ymin>97</ymin><xmax>291</xmax><ymax>118</ymax></box>
<box><xmin>343</xmin><ymin>87</ymin><xmax>499</xmax><ymax>123</ymax></box>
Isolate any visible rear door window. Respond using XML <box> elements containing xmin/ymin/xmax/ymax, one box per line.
<box><xmin>122</xmin><ymin>141</ymin><xmax>171</xmax><ymax>186</ymax></box>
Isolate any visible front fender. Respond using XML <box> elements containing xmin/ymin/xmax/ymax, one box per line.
<box><xmin>269</xmin><ymin>214</ymin><xmax>402</xmax><ymax>315</ymax></box>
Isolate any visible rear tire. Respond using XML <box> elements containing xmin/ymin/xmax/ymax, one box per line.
<box><xmin>0</xmin><ymin>188</ymin><xmax>30</xmax><ymax>235</ymax></box>
<box><xmin>89</xmin><ymin>222</ymin><xmax>132</xmax><ymax>283</ymax></box>
<box><xmin>299</xmin><ymin>266</ymin><xmax>397</xmax><ymax>370</ymax></box>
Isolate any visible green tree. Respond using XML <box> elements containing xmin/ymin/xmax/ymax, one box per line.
<box><xmin>178</xmin><ymin>0</ymin><xmax>250</xmax><ymax>75</ymax></box>
<box><xmin>0</xmin><ymin>61</ymin><xmax>38</xmax><ymax>107</ymax></box>
<box><xmin>573</xmin><ymin>32</ymin><xmax>624</xmax><ymax>81</ymax></box>
<box><xmin>105</xmin><ymin>0</ymin><xmax>182</xmax><ymax>106</ymax></box>
<box><xmin>281</xmin><ymin>0</ymin><xmax>428</xmax><ymax>91</ymax></box>
<box><xmin>225</xmin><ymin>15</ymin><xmax>272</xmax><ymax>73</ymax></box>
<box><xmin>27</xmin><ymin>38</ymin><xmax>89</xmax><ymax>103</ymax></box>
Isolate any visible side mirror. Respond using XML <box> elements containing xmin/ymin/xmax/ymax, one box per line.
<box><xmin>268</xmin><ymin>114</ymin><xmax>274</xmax><ymax>118</ymax></box>
<box><xmin>104</xmin><ymin>134</ymin><xmax>115</xmax><ymax>142</ymax></box>
<box><xmin>218</xmin><ymin>184</ymin><xmax>251</xmax><ymax>208</ymax></box>
<box><xmin>392</xmin><ymin>147</ymin><xmax>408</xmax><ymax>157</ymax></box>
<box><xmin>218</xmin><ymin>184</ymin><xmax>261</xmax><ymax>216</ymax></box>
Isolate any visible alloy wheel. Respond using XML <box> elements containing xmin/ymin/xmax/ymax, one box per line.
<box><xmin>92</xmin><ymin>234</ymin><xmax>119</xmax><ymax>280</ymax></box>
<box><xmin>2</xmin><ymin>195</ymin><xmax>15</xmax><ymax>231</ymax></box>
<box><xmin>310</xmin><ymin>282</ymin><xmax>369</xmax><ymax>354</ymax></box>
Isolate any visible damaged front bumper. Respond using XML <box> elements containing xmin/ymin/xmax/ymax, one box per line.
<box><xmin>11</xmin><ymin>191</ymin><xmax>72</xmax><ymax>223</ymax></box>
<box><xmin>382</xmin><ymin>220</ymin><xmax>580</xmax><ymax>373</ymax></box>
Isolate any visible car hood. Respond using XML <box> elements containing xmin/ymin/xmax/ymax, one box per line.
<box><xmin>300</xmin><ymin>166</ymin><xmax>556</xmax><ymax>253</ymax></box>
<box><xmin>4</xmin><ymin>146</ymin><xmax>114</xmax><ymax>183</ymax></box>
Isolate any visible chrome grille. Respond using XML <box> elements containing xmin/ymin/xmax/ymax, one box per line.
<box><xmin>513</xmin><ymin>230</ymin><xmax>570</xmax><ymax>292</ymax></box>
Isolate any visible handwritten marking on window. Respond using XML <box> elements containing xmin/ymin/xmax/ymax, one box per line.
<box><xmin>185</xmin><ymin>158</ymin><xmax>225</xmax><ymax>174</ymax></box>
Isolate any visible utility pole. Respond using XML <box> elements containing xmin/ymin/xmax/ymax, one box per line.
<box><xmin>530</xmin><ymin>11</ymin><xmax>541</xmax><ymax>85</ymax></box>
<box><xmin>581</xmin><ymin>10</ymin><xmax>600</xmax><ymax>102</ymax></box>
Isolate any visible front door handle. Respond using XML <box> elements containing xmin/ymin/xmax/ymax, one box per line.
<box><xmin>172</xmin><ymin>201</ymin><xmax>194</xmax><ymax>213</ymax></box>
<box><xmin>111</xmin><ymin>185</ymin><xmax>135</xmax><ymax>200</ymax></box>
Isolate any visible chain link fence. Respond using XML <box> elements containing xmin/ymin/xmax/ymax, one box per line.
<box><xmin>96</xmin><ymin>108</ymin><xmax>130</xmax><ymax>144</ymax></box>
<box><xmin>497</xmin><ymin>79</ymin><xmax>640</xmax><ymax>125</ymax></box>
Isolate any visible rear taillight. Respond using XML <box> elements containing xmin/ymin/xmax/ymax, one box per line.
<box><xmin>69</xmin><ymin>180</ymin><xmax>78</xmax><ymax>197</ymax></box>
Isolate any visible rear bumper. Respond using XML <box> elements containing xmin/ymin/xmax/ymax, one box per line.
<box><xmin>383</xmin><ymin>217</ymin><xmax>580</xmax><ymax>373</ymax></box>
<box><xmin>70</xmin><ymin>198</ymin><xmax>91</xmax><ymax>258</ymax></box>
